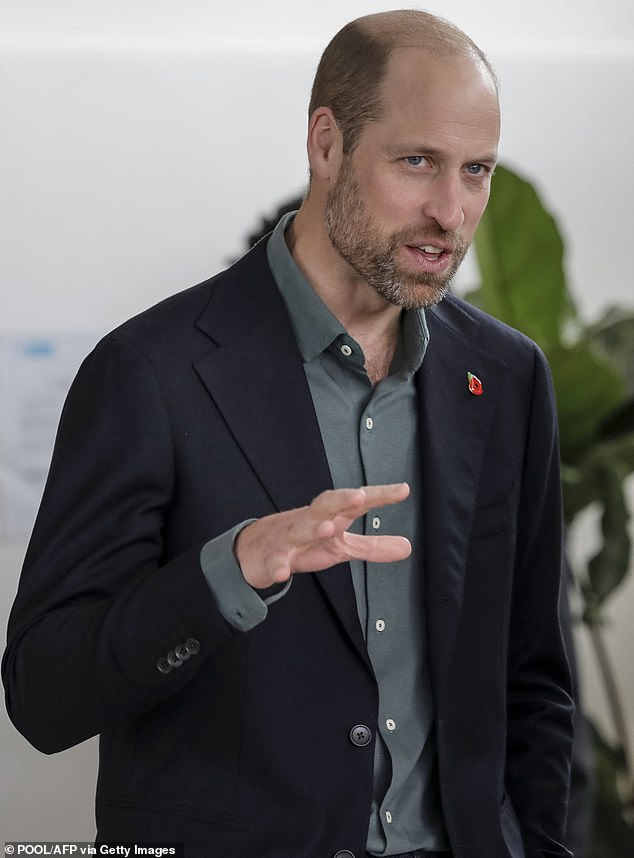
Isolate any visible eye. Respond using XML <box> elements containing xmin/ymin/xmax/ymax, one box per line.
<box><xmin>404</xmin><ymin>155</ymin><xmax>427</xmax><ymax>167</ymax></box>
<box><xmin>466</xmin><ymin>163</ymin><xmax>490</xmax><ymax>176</ymax></box>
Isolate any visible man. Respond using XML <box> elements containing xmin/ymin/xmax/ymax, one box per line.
<box><xmin>3</xmin><ymin>10</ymin><xmax>574</xmax><ymax>858</ymax></box>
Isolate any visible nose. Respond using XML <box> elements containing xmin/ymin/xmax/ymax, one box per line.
<box><xmin>422</xmin><ymin>173</ymin><xmax>465</xmax><ymax>232</ymax></box>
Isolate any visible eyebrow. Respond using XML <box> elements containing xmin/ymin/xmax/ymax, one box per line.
<box><xmin>386</xmin><ymin>143</ymin><xmax>498</xmax><ymax>164</ymax></box>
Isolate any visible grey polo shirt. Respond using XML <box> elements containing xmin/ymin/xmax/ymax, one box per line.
<box><xmin>200</xmin><ymin>213</ymin><xmax>448</xmax><ymax>854</ymax></box>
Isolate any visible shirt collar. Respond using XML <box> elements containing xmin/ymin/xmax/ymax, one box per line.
<box><xmin>266</xmin><ymin>210</ymin><xmax>429</xmax><ymax>373</ymax></box>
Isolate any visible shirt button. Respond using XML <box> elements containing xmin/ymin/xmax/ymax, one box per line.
<box><xmin>365</xmin><ymin>417</ymin><xmax>373</xmax><ymax>430</ymax></box>
<box><xmin>375</xmin><ymin>619</ymin><xmax>386</xmax><ymax>632</ymax></box>
<box><xmin>385</xmin><ymin>810</ymin><xmax>393</xmax><ymax>824</ymax></box>
<box><xmin>386</xmin><ymin>718</ymin><xmax>396</xmax><ymax>731</ymax></box>
<box><xmin>372</xmin><ymin>516</ymin><xmax>381</xmax><ymax>530</ymax></box>
<box><xmin>340</xmin><ymin>344</ymin><xmax>353</xmax><ymax>357</ymax></box>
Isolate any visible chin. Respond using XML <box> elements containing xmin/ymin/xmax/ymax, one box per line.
<box><xmin>379</xmin><ymin>279</ymin><xmax>451</xmax><ymax>310</ymax></box>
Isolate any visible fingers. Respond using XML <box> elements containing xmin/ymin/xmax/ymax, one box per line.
<box><xmin>285</xmin><ymin>483</ymin><xmax>408</xmax><ymax>547</ymax></box>
<box><xmin>309</xmin><ymin>482</ymin><xmax>410</xmax><ymax>521</ymax></box>
<box><xmin>343</xmin><ymin>531</ymin><xmax>412</xmax><ymax>564</ymax></box>
<box><xmin>236</xmin><ymin>483</ymin><xmax>412</xmax><ymax>589</ymax></box>
<box><xmin>359</xmin><ymin>482</ymin><xmax>411</xmax><ymax>505</ymax></box>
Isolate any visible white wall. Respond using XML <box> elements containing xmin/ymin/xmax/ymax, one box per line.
<box><xmin>2</xmin><ymin>0</ymin><xmax>633</xmax><ymax>841</ymax></box>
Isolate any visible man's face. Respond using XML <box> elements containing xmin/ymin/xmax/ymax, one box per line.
<box><xmin>325</xmin><ymin>48</ymin><xmax>500</xmax><ymax>309</ymax></box>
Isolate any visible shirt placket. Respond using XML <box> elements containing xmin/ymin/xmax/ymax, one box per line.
<box><xmin>361</xmin><ymin>380</ymin><xmax>402</xmax><ymax>842</ymax></box>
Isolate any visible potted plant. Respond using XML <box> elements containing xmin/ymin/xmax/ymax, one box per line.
<box><xmin>470</xmin><ymin>164</ymin><xmax>634</xmax><ymax>856</ymax></box>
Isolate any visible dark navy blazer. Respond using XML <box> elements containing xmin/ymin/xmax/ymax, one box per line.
<box><xmin>3</xmin><ymin>240</ymin><xmax>573</xmax><ymax>858</ymax></box>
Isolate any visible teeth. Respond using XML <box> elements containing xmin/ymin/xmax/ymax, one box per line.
<box><xmin>418</xmin><ymin>245</ymin><xmax>443</xmax><ymax>255</ymax></box>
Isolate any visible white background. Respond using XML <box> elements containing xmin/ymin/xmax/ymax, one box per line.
<box><xmin>1</xmin><ymin>0</ymin><xmax>633</xmax><ymax>840</ymax></box>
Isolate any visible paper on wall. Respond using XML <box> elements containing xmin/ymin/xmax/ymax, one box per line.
<box><xmin>0</xmin><ymin>334</ymin><xmax>98</xmax><ymax>542</ymax></box>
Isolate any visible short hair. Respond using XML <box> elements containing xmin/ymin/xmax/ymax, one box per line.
<box><xmin>309</xmin><ymin>9</ymin><xmax>497</xmax><ymax>155</ymax></box>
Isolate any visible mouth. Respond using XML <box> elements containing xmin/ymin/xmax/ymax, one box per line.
<box><xmin>404</xmin><ymin>242</ymin><xmax>454</xmax><ymax>271</ymax></box>
<box><xmin>417</xmin><ymin>244</ymin><xmax>446</xmax><ymax>258</ymax></box>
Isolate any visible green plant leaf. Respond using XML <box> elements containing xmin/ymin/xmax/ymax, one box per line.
<box><xmin>586</xmin><ymin>722</ymin><xmax>634</xmax><ymax>857</ymax></box>
<box><xmin>548</xmin><ymin>342</ymin><xmax>626</xmax><ymax>461</ymax></box>
<box><xmin>587</xmin><ymin>467</ymin><xmax>632</xmax><ymax>606</ymax></box>
<box><xmin>563</xmin><ymin>435</ymin><xmax>634</xmax><ymax>524</ymax></box>
<box><xmin>588</xmin><ymin>309</ymin><xmax>634</xmax><ymax>397</ymax></box>
<box><xmin>471</xmin><ymin>163</ymin><xmax>630</xmax><ymax>465</ymax></box>
<box><xmin>471</xmin><ymin>163</ymin><xmax>577</xmax><ymax>349</ymax></box>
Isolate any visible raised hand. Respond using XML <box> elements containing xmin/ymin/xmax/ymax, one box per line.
<box><xmin>235</xmin><ymin>483</ymin><xmax>412</xmax><ymax>590</ymax></box>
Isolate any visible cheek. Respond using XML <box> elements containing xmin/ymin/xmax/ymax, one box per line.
<box><xmin>371</xmin><ymin>178</ymin><xmax>427</xmax><ymax>223</ymax></box>
<box><xmin>463</xmin><ymin>193</ymin><xmax>490</xmax><ymax>238</ymax></box>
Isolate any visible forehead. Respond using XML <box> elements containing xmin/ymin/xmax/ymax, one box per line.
<box><xmin>369</xmin><ymin>47</ymin><xmax>500</xmax><ymax>149</ymax></box>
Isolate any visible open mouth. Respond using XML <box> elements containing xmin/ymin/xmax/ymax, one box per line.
<box><xmin>414</xmin><ymin>244</ymin><xmax>447</xmax><ymax>260</ymax></box>
<box><xmin>405</xmin><ymin>243</ymin><xmax>452</xmax><ymax>269</ymax></box>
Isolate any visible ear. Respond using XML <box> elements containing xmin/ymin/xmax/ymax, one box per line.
<box><xmin>307</xmin><ymin>107</ymin><xmax>343</xmax><ymax>182</ymax></box>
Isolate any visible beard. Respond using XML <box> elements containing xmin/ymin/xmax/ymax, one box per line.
<box><xmin>325</xmin><ymin>156</ymin><xmax>469</xmax><ymax>309</ymax></box>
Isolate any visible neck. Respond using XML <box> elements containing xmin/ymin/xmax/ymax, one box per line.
<box><xmin>286</xmin><ymin>203</ymin><xmax>403</xmax><ymax>380</ymax></box>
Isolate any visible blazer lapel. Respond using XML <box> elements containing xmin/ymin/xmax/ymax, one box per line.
<box><xmin>193</xmin><ymin>247</ymin><xmax>371</xmax><ymax>668</ymax></box>
<box><xmin>419</xmin><ymin>298</ymin><xmax>507</xmax><ymax>707</ymax></box>
<box><xmin>195</xmin><ymin>308</ymin><xmax>329</xmax><ymax>513</ymax></box>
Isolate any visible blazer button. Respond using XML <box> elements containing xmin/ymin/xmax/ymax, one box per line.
<box><xmin>185</xmin><ymin>637</ymin><xmax>201</xmax><ymax>655</ymax></box>
<box><xmin>167</xmin><ymin>650</ymin><xmax>182</xmax><ymax>668</ymax></box>
<box><xmin>349</xmin><ymin>725</ymin><xmax>372</xmax><ymax>747</ymax></box>
<box><xmin>333</xmin><ymin>851</ymin><xmax>355</xmax><ymax>858</ymax></box>
<box><xmin>156</xmin><ymin>657</ymin><xmax>172</xmax><ymax>674</ymax></box>
<box><xmin>175</xmin><ymin>643</ymin><xmax>191</xmax><ymax>662</ymax></box>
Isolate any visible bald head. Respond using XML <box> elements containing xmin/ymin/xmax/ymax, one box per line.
<box><xmin>309</xmin><ymin>9</ymin><xmax>498</xmax><ymax>155</ymax></box>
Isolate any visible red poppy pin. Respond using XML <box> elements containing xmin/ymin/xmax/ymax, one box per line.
<box><xmin>467</xmin><ymin>372</ymin><xmax>483</xmax><ymax>396</ymax></box>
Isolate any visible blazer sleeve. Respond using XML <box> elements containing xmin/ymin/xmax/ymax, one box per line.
<box><xmin>506</xmin><ymin>344</ymin><xmax>574</xmax><ymax>856</ymax></box>
<box><xmin>2</xmin><ymin>335</ymin><xmax>239</xmax><ymax>754</ymax></box>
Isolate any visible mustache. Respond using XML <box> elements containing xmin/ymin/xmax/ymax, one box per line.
<box><xmin>392</xmin><ymin>225</ymin><xmax>468</xmax><ymax>255</ymax></box>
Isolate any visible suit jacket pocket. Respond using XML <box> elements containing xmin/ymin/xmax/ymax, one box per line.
<box><xmin>104</xmin><ymin>794</ymin><xmax>249</xmax><ymax>830</ymax></box>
